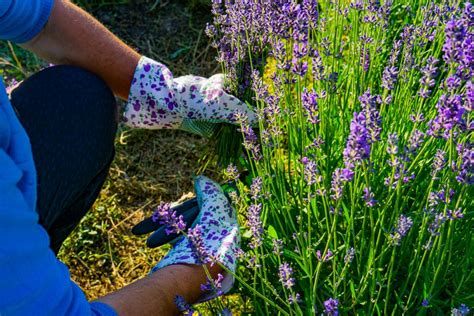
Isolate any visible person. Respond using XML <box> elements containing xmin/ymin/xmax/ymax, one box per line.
<box><xmin>0</xmin><ymin>1</ymin><xmax>254</xmax><ymax>315</ymax></box>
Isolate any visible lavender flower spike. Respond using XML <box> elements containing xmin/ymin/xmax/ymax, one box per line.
<box><xmin>152</xmin><ymin>202</ymin><xmax>187</xmax><ymax>235</ymax></box>
<box><xmin>343</xmin><ymin>112</ymin><xmax>370</xmax><ymax>169</ymax></box>
<box><xmin>278</xmin><ymin>262</ymin><xmax>295</xmax><ymax>289</ymax></box>
<box><xmin>323</xmin><ymin>298</ymin><xmax>339</xmax><ymax>316</ymax></box>
<box><xmin>389</xmin><ymin>214</ymin><xmax>413</xmax><ymax>246</ymax></box>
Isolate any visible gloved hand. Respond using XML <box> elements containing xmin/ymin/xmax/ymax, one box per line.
<box><xmin>123</xmin><ymin>56</ymin><xmax>255</xmax><ymax>138</ymax></box>
<box><xmin>132</xmin><ymin>197</ymin><xmax>200</xmax><ymax>248</ymax></box>
<box><xmin>134</xmin><ymin>176</ymin><xmax>240</xmax><ymax>302</ymax></box>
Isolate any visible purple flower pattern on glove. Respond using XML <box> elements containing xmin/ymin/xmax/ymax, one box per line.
<box><xmin>124</xmin><ymin>56</ymin><xmax>255</xmax><ymax>136</ymax></box>
<box><xmin>152</xmin><ymin>176</ymin><xmax>240</xmax><ymax>303</ymax></box>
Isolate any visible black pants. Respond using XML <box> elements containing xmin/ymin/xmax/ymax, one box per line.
<box><xmin>10</xmin><ymin>65</ymin><xmax>117</xmax><ymax>254</ymax></box>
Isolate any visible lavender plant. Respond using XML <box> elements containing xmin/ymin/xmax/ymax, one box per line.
<box><xmin>204</xmin><ymin>0</ymin><xmax>472</xmax><ymax>314</ymax></box>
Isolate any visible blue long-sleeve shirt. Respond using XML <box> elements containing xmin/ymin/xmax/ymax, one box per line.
<box><xmin>0</xmin><ymin>1</ymin><xmax>117</xmax><ymax>315</ymax></box>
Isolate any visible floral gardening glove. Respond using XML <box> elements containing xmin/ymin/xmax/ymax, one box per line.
<box><xmin>124</xmin><ymin>56</ymin><xmax>255</xmax><ymax>138</ymax></box>
<box><xmin>136</xmin><ymin>176</ymin><xmax>240</xmax><ymax>302</ymax></box>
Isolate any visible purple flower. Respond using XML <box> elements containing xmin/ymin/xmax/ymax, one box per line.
<box><xmin>250</xmin><ymin>177</ymin><xmax>263</xmax><ymax>200</ymax></box>
<box><xmin>428</xmin><ymin>213</ymin><xmax>446</xmax><ymax>236</ymax></box>
<box><xmin>187</xmin><ymin>225</ymin><xmax>209</xmax><ymax>264</ymax></box>
<box><xmin>406</xmin><ymin>130</ymin><xmax>425</xmax><ymax>156</ymax></box>
<box><xmin>381</xmin><ymin>66</ymin><xmax>399</xmax><ymax>90</ymax></box>
<box><xmin>389</xmin><ymin>215</ymin><xmax>413</xmax><ymax>245</ymax></box>
<box><xmin>239</xmin><ymin>120</ymin><xmax>262</xmax><ymax>161</ymax></box>
<box><xmin>422</xmin><ymin>299</ymin><xmax>429</xmax><ymax>307</ymax></box>
<box><xmin>201</xmin><ymin>273</ymin><xmax>224</xmax><ymax>296</ymax></box>
<box><xmin>465</xmin><ymin>81</ymin><xmax>474</xmax><ymax>111</ymax></box>
<box><xmin>289</xmin><ymin>293</ymin><xmax>301</xmax><ymax>304</ymax></box>
<box><xmin>343</xmin><ymin>89</ymin><xmax>381</xmax><ymax>170</ymax></box>
<box><xmin>360</xmin><ymin>47</ymin><xmax>370</xmax><ymax>72</ymax></box>
<box><xmin>272</xmin><ymin>239</ymin><xmax>283</xmax><ymax>255</ymax></box>
<box><xmin>302</xmin><ymin>89</ymin><xmax>320</xmax><ymax>124</ymax></box>
<box><xmin>251</xmin><ymin>70</ymin><xmax>268</xmax><ymax>101</ymax></box>
<box><xmin>323</xmin><ymin>298</ymin><xmax>339</xmax><ymax>316</ymax></box>
<box><xmin>278</xmin><ymin>263</ymin><xmax>295</xmax><ymax>289</ymax></box>
<box><xmin>344</xmin><ymin>247</ymin><xmax>356</xmax><ymax>263</ymax></box>
<box><xmin>454</xmin><ymin>142</ymin><xmax>473</xmax><ymax>185</ymax></box>
<box><xmin>330</xmin><ymin>168</ymin><xmax>353</xmax><ymax>201</ymax></box>
<box><xmin>316</xmin><ymin>249</ymin><xmax>334</xmax><ymax>262</ymax></box>
<box><xmin>302</xmin><ymin>158</ymin><xmax>321</xmax><ymax>186</ymax></box>
<box><xmin>387</xmin><ymin>133</ymin><xmax>399</xmax><ymax>155</ymax></box>
<box><xmin>443</xmin><ymin>18</ymin><xmax>467</xmax><ymax>66</ymax></box>
<box><xmin>291</xmin><ymin>57</ymin><xmax>308</xmax><ymax>77</ymax></box>
<box><xmin>447</xmin><ymin>208</ymin><xmax>464</xmax><ymax>220</ymax></box>
<box><xmin>152</xmin><ymin>202</ymin><xmax>187</xmax><ymax>235</ymax></box>
<box><xmin>246</xmin><ymin>255</ymin><xmax>261</xmax><ymax>269</ymax></box>
<box><xmin>363</xmin><ymin>187</ymin><xmax>377</xmax><ymax>207</ymax></box>
<box><xmin>427</xmin><ymin>94</ymin><xmax>465</xmax><ymax>139</ymax></box>
<box><xmin>451</xmin><ymin>304</ymin><xmax>470</xmax><ymax>316</ymax></box>
<box><xmin>225</xmin><ymin>164</ymin><xmax>240</xmax><ymax>181</ymax></box>
<box><xmin>312</xmin><ymin>52</ymin><xmax>326</xmax><ymax>80</ymax></box>
<box><xmin>431</xmin><ymin>149</ymin><xmax>446</xmax><ymax>179</ymax></box>
<box><xmin>174</xmin><ymin>295</ymin><xmax>195</xmax><ymax>316</ymax></box>
<box><xmin>359</xmin><ymin>89</ymin><xmax>382</xmax><ymax>141</ymax></box>
<box><xmin>247</xmin><ymin>203</ymin><xmax>263</xmax><ymax>248</ymax></box>
<box><xmin>302</xmin><ymin>0</ymin><xmax>319</xmax><ymax>27</ymax></box>
<box><xmin>220</xmin><ymin>308</ymin><xmax>232</xmax><ymax>316</ymax></box>
<box><xmin>418</xmin><ymin>57</ymin><xmax>439</xmax><ymax>98</ymax></box>
<box><xmin>343</xmin><ymin>112</ymin><xmax>371</xmax><ymax>169</ymax></box>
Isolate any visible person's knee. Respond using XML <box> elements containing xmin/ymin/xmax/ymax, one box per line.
<box><xmin>41</xmin><ymin>65</ymin><xmax>117</xmax><ymax>125</ymax></box>
<box><xmin>11</xmin><ymin>65</ymin><xmax>118</xmax><ymax>166</ymax></box>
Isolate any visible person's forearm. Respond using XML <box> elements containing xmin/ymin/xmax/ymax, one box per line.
<box><xmin>97</xmin><ymin>264</ymin><xmax>221</xmax><ymax>316</ymax></box>
<box><xmin>22</xmin><ymin>0</ymin><xmax>140</xmax><ymax>100</ymax></box>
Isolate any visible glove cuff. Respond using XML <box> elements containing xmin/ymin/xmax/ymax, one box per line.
<box><xmin>152</xmin><ymin>250</ymin><xmax>235</xmax><ymax>303</ymax></box>
<box><xmin>123</xmin><ymin>56</ymin><xmax>182</xmax><ymax>129</ymax></box>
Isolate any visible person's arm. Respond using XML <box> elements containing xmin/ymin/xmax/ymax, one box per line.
<box><xmin>97</xmin><ymin>264</ymin><xmax>221</xmax><ymax>315</ymax></box>
<box><xmin>22</xmin><ymin>0</ymin><xmax>140</xmax><ymax>100</ymax></box>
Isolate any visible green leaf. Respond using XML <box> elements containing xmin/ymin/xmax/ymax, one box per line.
<box><xmin>267</xmin><ymin>225</ymin><xmax>279</xmax><ymax>239</ymax></box>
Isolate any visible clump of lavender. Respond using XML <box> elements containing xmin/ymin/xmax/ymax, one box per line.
<box><xmin>206</xmin><ymin>0</ymin><xmax>473</xmax><ymax>314</ymax></box>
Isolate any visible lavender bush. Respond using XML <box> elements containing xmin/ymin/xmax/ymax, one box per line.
<box><xmin>204</xmin><ymin>0</ymin><xmax>473</xmax><ymax>314</ymax></box>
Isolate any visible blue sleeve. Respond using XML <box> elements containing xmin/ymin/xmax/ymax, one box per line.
<box><xmin>0</xmin><ymin>90</ymin><xmax>117</xmax><ymax>315</ymax></box>
<box><xmin>0</xmin><ymin>0</ymin><xmax>54</xmax><ymax>43</ymax></box>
